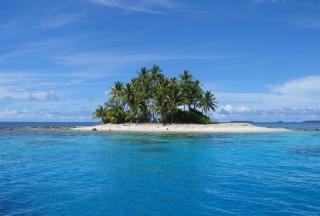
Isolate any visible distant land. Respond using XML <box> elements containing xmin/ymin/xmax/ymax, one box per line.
<box><xmin>303</xmin><ymin>120</ymin><xmax>320</xmax><ymax>122</ymax></box>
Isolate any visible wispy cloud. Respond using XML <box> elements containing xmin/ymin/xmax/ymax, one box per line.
<box><xmin>252</xmin><ymin>0</ymin><xmax>279</xmax><ymax>4</ymax></box>
<box><xmin>87</xmin><ymin>0</ymin><xmax>183</xmax><ymax>14</ymax></box>
<box><xmin>267</xmin><ymin>75</ymin><xmax>320</xmax><ymax>98</ymax></box>
<box><xmin>0</xmin><ymin>9</ymin><xmax>81</xmax><ymax>42</ymax></box>
<box><xmin>0</xmin><ymin>68</ymin><xmax>110</xmax><ymax>106</ymax></box>
<box><xmin>294</xmin><ymin>18</ymin><xmax>320</xmax><ymax>29</ymax></box>
<box><xmin>37</xmin><ymin>13</ymin><xmax>82</xmax><ymax>29</ymax></box>
<box><xmin>0</xmin><ymin>72</ymin><xmax>59</xmax><ymax>100</ymax></box>
<box><xmin>0</xmin><ymin>50</ymin><xmax>38</xmax><ymax>62</ymax></box>
<box><xmin>54</xmin><ymin>51</ymin><xmax>240</xmax><ymax>66</ymax></box>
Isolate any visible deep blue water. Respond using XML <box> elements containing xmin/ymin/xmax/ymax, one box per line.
<box><xmin>1</xmin><ymin>122</ymin><xmax>320</xmax><ymax>215</ymax></box>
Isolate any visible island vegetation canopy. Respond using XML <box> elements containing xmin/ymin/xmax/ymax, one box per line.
<box><xmin>92</xmin><ymin>65</ymin><xmax>218</xmax><ymax>124</ymax></box>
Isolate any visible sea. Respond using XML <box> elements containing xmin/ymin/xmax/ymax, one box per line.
<box><xmin>1</xmin><ymin>122</ymin><xmax>320</xmax><ymax>215</ymax></box>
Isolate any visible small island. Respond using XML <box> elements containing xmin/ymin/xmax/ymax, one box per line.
<box><xmin>75</xmin><ymin>65</ymin><xmax>289</xmax><ymax>133</ymax></box>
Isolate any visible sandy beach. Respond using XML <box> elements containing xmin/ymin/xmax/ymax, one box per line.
<box><xmin>73</xmin><ymin>123</ymin><xmax>289</xmax><ymax>133</ymax></box>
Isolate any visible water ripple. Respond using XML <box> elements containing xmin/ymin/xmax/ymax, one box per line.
<box><xmin>1</xmin><ymin>130</ymin><xmax>320</xmax><ymax>215</ymax></box>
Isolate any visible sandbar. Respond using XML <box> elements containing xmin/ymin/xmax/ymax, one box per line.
<box><xmin>73</xmin><ymin>123</ymin><xmax>289</xmax><ymax>133</ymax></box>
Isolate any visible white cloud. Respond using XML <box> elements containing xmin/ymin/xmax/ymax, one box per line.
<box><xmin>221</xmin><ymin>104</ymin><xmax>234</xmax><ymax>113</ymax></box>
<box><xmin>46</xmin><ymin>90</ymin><xmax>58</xmax><ymax>101</ymax></box>
<box><xmin>237</xmin><ymin>106</ymin><xmax>250</xmax><ymax>112</ymax></box>
<box><xmin>0</xmin><ymin>109</ymin><xmax>52</xmax><ymax>121</ymax></box>
<box><xmin>218</xmin><ymin>105</ymin><xmax>251</xmax><ymax>115</ymax></box>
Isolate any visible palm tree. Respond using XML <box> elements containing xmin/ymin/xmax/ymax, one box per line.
<box><xmin>137</xmin><ymin>67</ymin><xmax>150</xmax><ymax>86</ymax></box>
<box><xmin>101</xmin><ymin>65</ymin><xmax>217</xmax><ymax>125</ymax></box>
<box><xmin>149</xmin><ymin>65</ymin><xmax>164</xmax><ymax>86</ymax></box>
<box><xmin>108</xmin><ymin>81</ymin><xmax>124</xmax><ymax>107</ymax></box>
<box><xmin>165</xmin><ymin>83</ymin><xmax>188</xmax><ymax>124</ymax></box>
<box><xmin>151</xmin><ymin>77</ymin><xmax>170</xmax><ymax>122</ymax></box>
<box><xmin>122</xmin><ymin>82</ymin><xmax>135</xmax><ymax>110</ymax></box>
<box><xmin>189</xmin><ymin>79</ymin><xmax>204</xmax><ymax>109</ymax></box>
<box><xmin>179</xmin><ymin>70</ymin><xmax>195</xmax><ymax>109</ymax></box>
<box><xmin>137</xmin><ymin>80</ymin><xmax>153</xmax><ymax>122</ymax></box>
<box><xmin>152</xmin><ymin>93</ymin><xmax>168</xmax><ymax>123</ymax></box>
<box><xmin>157</xmin><ymin>77</ymin><xmax>170</xmax><ymax>93</ymax></box>
<box><xmin>92</xmin><ymin>105</ymin><xmax>108</xmax><ymax>124</ymax></box>
<box><xmin>134</xmin><ymin>67</ymin><xmax>154</xmax><ymax>122</ymax></box>
<box><xmin>199</xmin><ymin>91</ymin><xmax>218</xmax><ymax>114</ymax></box>
<box><xmin>179</xmin><ymin>70</ymin><xmax>194</xmax><ymax>84</ymax></box>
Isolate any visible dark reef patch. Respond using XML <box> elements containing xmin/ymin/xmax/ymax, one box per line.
<box><xmin>289</xmin><ymin>147</ymin><xmax>320</xmax><ymax>156</ymax></box>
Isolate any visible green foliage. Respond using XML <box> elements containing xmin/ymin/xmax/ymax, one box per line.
<box><xmin>92</xmin><ymin>65</ymin><xmax>218</xmax><ymax>124</ymax></box>
<box><xmin>162</xmin><ymin>108</ymin><xmax>212</xmax><ymax>124</ymax></box>
<box><xmin>104</xmin><ymin>106</ymin><xmax>126</xmax><ymax>124</ymax></box>
<box><xmin>92</xmin><ymin>105</ymin><xmax>108</xmax><ymax>124</ymax></box>
<box><xmin>198</xmin><ymin>90</ymin><xmax>217</xmax><ymax>113</ymax></box>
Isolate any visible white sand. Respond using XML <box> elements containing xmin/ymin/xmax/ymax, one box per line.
<box><xmin>73</xmin><ymin>123</ymin><xmax>289</xmax><ymax>133</ymax></box>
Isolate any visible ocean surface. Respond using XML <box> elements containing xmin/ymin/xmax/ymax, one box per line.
<box><xmin>1</xmin><ymin>122</ymin><xmax>320</xmax><ymax>215</ymax></box>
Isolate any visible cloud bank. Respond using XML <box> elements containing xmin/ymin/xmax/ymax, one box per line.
<box><xmin>212</xmin><ymin>105</ymin><xmax>320</xmax><ymax>122</ymax></box>
<box><xmin>209</xmin><ymin>75</ymin><xmax>320</xmax><ymax>122</ymax></box>
<box><xmin>0</xmin><ymin>107</ymin><xmax>93</xmax><ymax>122</ymax></box>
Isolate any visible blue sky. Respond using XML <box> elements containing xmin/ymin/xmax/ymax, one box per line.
<box><xmin>1</xmin><ymin>0</ymin><xmax>320</xmax><ymax>122</ymax></box>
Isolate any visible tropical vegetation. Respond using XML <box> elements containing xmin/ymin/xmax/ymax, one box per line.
<box><xmin>92</xmin><ymin>65</ymin><xmax>218</xmax><ymax>124</ymax></box>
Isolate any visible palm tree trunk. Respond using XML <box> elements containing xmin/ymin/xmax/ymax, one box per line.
<box><xmin>171</xmin><ymin>111</ymin><xmax>173</xmax><ymax>124</ymax></box>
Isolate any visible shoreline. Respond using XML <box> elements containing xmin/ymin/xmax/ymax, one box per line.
<box><xmin>73</xmin><ymin>123</ymin><xmax>290</xmax><ymax>133</ymax></box>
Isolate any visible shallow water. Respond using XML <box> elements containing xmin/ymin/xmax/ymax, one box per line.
<box><xmin>1</xmin><ymin>123</ymin><xmax>320</xmax><ymax>215</ymax></box>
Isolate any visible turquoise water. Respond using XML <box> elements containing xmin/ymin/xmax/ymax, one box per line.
<box><xmin>1</xmin><ymin>123</ymin><xmax>320</xmax><ymax>215</ymax></box>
